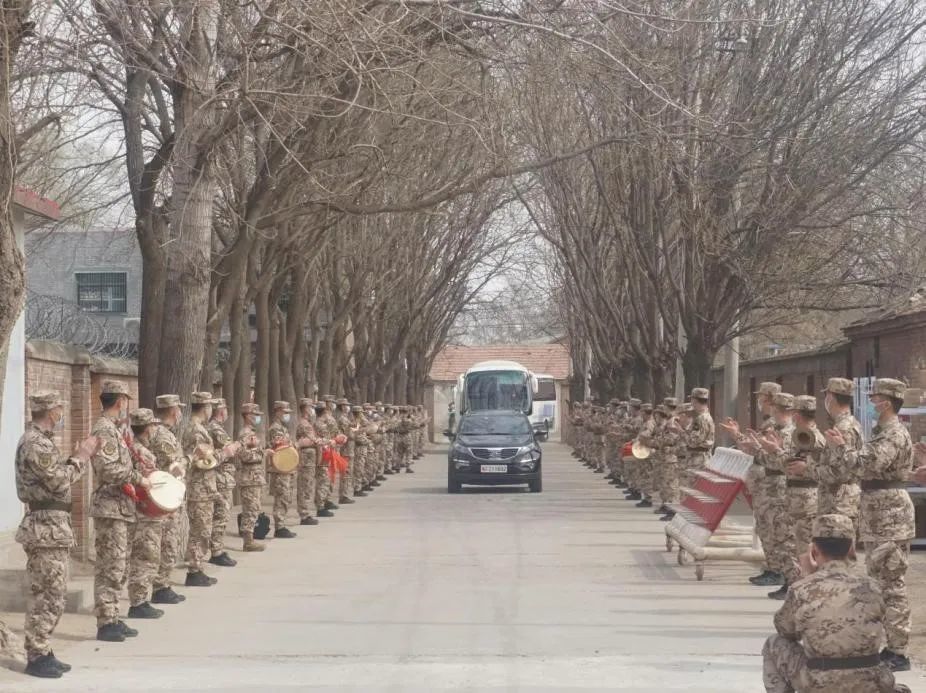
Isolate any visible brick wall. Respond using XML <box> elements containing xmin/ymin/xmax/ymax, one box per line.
<box><xmin>24</xmin><ymin>340</ymin><xmax>138</xmax><ymax>559</ymax></box>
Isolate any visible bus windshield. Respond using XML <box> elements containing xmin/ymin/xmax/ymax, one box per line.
<box><xmin>465</xmin><ymin>370</ymin><xmax>529</xmax><ymax>412</ymax></box>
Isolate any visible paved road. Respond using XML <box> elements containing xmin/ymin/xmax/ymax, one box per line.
<box><xmin>1</xmin><ymin>442</ymin><xmax>918</xmax><ymax>691</ymax></box>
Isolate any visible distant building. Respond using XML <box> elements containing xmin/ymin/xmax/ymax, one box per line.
<box><xmin>24</xmin><ymin>227</ymin><xmax>142</xmax><ymax>353</ymax></box>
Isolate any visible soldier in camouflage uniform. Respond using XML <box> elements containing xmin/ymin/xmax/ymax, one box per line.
<box><xmin>351</xmin><ymin>405</ymin><xmax>372</xmax><ymax>496</ymax></box>
<box><xmin>206</xmin><ymin>398</ymin><xmax>237</xmax><ymax>567</ymax></box>
<box><xmin>236</xmin><ymin>403</ymin><xmax>267</xmax><ymax>550</ymax></box>
<box><xmin>312</xmin><ymin>401</ymin><xmax>336</xmax><ymax>516</ymax></box>
<box><xmin>397</xmin><ymin>406</ymin><xmax>415</xmax><ymax>472</ymax></box>
<box><xmin>803</xmin><ymin>378</ymin><xmax>862</xmax><ymax>527</ymax></box>
<box><xmin>295</xmin><ymin>399</ymin><xmax>322</xmax><ymax>525</ymax></box>
<box><xmin>335</xmin><ymin>398</ymin><xmax>358</xmax><ymax>500</ymax></box>
<box><xmin>685</xmin><ymin>388</ymin><xmax>715</xmax><ymax>475</ymax></box>
<box><xmin>383</xmin><ymin>405</ymin><xmax>399</xmax><ymax>474</ymax></box>
<box><xmin>268</xmin><ymin>401</ymin><xmax>298</xmax><ymax>536</ymax></box>
<box><xmin>762</xmin><ymin>513</ymin><xmax>910</xmax><ymax>693</ymax></box>
<box><xmin>656</xmin><ymin>398</ymin><xmax>682</xmax><ymax>518</ymax></box>
<box><xmin>91</xmin><ymin>380</ymin><xmax>148</xmax><ymax>642</ymax></box>
<box><xmin>16</xmin><ymin>390</ymin><xmax>97</xmax><ymax>678</ymax></box>
<box><xmin>825</xmin><ymin>378</ymin><xmax>915</xmax><ymax>672</ymax></box>
<box><xmin>183</xmin><ymin>392</ymin><xmax>240</xmax><ymax>586</ymax></box>
<box><xmin>762</xmin><ymin>395</ymin><xmax>824</xmax><ymax>600</ymax></box>
<box><xmin>630</xmin><ymin>403</ymin><xmax>656</xmax><ymax>507</ymax></box>
<box><xmin>125</xmin><ymin>409</ymin><xmax>166</xmax><ymax>621</ymax></box>
<box><xmin>318</xmin><ymin>396</ymin><xmax>345</xmax><ymax>508</ymax></box>
<box><xmin>621</xmin><ymin>399</ymin><xmax>643</xmax><ymax>498</ymax></box>
<box><xmin>149</xmin><ymin>394</ymin><xmax>188</xmax><ymax>605</ymax></box>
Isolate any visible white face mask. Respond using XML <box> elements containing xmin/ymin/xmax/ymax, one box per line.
<box><xmin>54</xmin><ymin>411</ymin><xmax>65</xmax><ymax>432</ymax></box>
<box><xmin>254</xmin><ymin>415</ymin><xmax>263</xmax><ymax>426</ymax></box>
<box><xmin>282</xmin><ymin>414</ymin><xmax>291</xmax><ymax>424</ymax></box>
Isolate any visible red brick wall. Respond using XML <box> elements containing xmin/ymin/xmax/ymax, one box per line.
<box><xmin>850</xmin><ymin>330</ymin><xmax>926</xmax><ymax>389</ymax></box>
<box><xmin>24</xmin><ymin>342</ymin><xmax>137</xmax><ymax>559</ymax></box>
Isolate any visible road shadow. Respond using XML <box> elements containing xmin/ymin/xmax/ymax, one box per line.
<box><xmin>400</xmin><ymin>486</ymin><xmax>529</xmax><ymax>495</ymax></box>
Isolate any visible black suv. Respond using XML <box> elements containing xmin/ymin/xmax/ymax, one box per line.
<box><xmin>446</xmin><ymin>411</ymin><xmax>542</xmax><ymax>493</ymax></box>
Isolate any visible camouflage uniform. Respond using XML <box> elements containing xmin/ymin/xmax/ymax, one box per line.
<box><xmin>634</xmin><ymin>408</ymin><xmax>656</xmax><ymax>497</ymax></box>
<box><xmin>658</xmin><ymin>407</ymin><xmax>682</xmax><ymax>508</ymax></box>
<box><xmin>15</xmin><ymin>395</ymin><xmax>85</xmax><ymax>662</ymax></box>
<box><xmin>316</xmin><ymin>402</ymin><xmax>341</xmax><ymax>498</ymax></box>
<box><xmin>268</xmin><ymin>407</ymin><xmax>297</xmax><ymax>528</ymax></box>
<box><xmin>336</xmin><ymin>401</ymin><xmax>357</xmax><ymax>497</ymax></box>
<box><xmin>236</xmin><ymin>420</ymin><xmax>266</xmax><ymax>535</ymax></box>
<box><xmin>296</xmin><ymin>405</ymin><xmax>321</xmax><ymax>519</ymax></box>
<box><xmin>763</xmin><ymin>514</ymin><xmax>909</xmax><ymax>693</ymax></box>
<box><xmin>397</xmin><ymin>409</ymin><xmax>413</xmax><ymax>470</ymax></box>
<box><xmin>126</xmin><ymin>424</ymin><xmax>162</xmax><ymax>608</ymax></box>
<box><xmin>684</xmin><ymin>390</ymin><xmax>715</xmax><ymax>478</ymax></box>
<box><xmin>835</xmin><ymin>384</ymin><xmax>915</xmax><ymax>656</ymax></box>
<box><xmin>206</xmin><ymin>409</ymin><xmax>235</xmax><ymax>557</ymax></box>
<box><xmin>182</xmin><ymin>400</ymin><xmax>221</xmax><ymax>574</ymax></box>
<box><xmin>147</xmin><ymin>415</ymin><xmax>186</xmax><ymax>594</ymax></box>
<box><xmin>91</xmin><ymin>410</ymin><xmax>143</xmax><ymax>628</ymax></box>
<box><xmin>352</xmin><ymin>407</ymin><xmax>372</xmax><ymax>492</ymax></box>
<box><xmin>810</xmin><ymin>410</ymin><xmax>862</xmax><ymax>526</ymax></box>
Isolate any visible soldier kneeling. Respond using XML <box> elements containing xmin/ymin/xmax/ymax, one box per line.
<box><xmin>762</xmin><ymin>513</ymin><xmax>910</xmax><ymax>693</ymax></box>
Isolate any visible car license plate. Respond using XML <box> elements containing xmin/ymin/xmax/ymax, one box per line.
<box><xmin>480</xmin><ymin>464</ymin><xmax>508</xmax><ymax>473</ymax></box>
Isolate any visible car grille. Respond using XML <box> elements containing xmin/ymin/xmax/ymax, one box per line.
<box><xmin>470</xmin><ymin>448</ymin><xmax>518</xmax><ymax>460</ymax></box>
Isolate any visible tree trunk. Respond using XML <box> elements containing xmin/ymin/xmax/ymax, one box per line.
<box><xmin>254</xmin><ymin>286</ymin><xmax>271</xmax><ymax>415</ymax></box>
<box><xmin>223</xmin><ymin>294</ymin><xmax>244</xmax><ymax>429</ymax></box>
<box><xmin>269</xmin><ymin>310</ymin><xmax>282</xmax><ymax>406</ymax></box>
<box><xmin>138</xmin><ymin>238</ymin><xmax>166</xmax><ymax>406</ymax></box>
<box><xmin>682</xmin><ymin>336</ymin><xmax>715</xmax><ymax>391</ymax></box>
<box><xmin>155</xmin><ymin>2</ymin><xmax>218</xmax><ymax>403</ymax></box>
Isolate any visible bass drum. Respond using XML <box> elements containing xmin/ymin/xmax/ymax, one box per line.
<box><xmin>136</xmin><ymin>470</ymin><xmax>186</xmax><ymax>518</ymax></box>
<box><xmin>271</xmin><ymin>446</ymin><xmax>299</xmax><ymax>473</ymax></box>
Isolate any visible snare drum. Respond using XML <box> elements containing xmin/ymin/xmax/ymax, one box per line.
<box><xmin>271</xmin><ymin>445</ymin><xmax>299</xmax><ymax>473</ymax></box>
<box><xmin>135</xmin><ymin>470</ymin><xmax>186</xmax><ymax>518</ymax></box>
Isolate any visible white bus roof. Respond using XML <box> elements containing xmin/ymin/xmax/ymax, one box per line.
<box><xmin>466</xmin><ymin>360</ymin><xmax>531</xmax><ymax>374</ymax></box>
<box><xmin>533</xmin><ymin>373</ymin><xmax>554</xmax><ymax>380</ymax></box>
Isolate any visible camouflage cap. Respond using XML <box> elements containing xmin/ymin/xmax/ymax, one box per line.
<box><xmin>299</xmin><ymin>398</ymin><xmax>315</xmax><ymax>409</ymax></box>
<box><xmin>754</xmin><ymin>381</ymin><xmax>782</xmax><ymax>397</ymax></box>
<box><xmin>677</xmin><ymin>402</ymin><xmax>694</xmax><ymax>415</ymax></box>
<box><xmin>101</xmin><ymin>380</ymin><xmax>132</xmax><ymax>398</ymax></box>
<box><xmin>191</xmin><ymin>391</ymin><xmax>218</xmax><ymax>405</ymax></box>
<box><xmin>336</xmin><ymin>398</ymin><xmax>349</xmax><ymax>406</ymax></box>
<box><xmin>871</xmin><ymin>378</ymin><xmax>907</xmax><ymax>400</ymax></box>
<box><xmin>313</xmin><ymin>401</ymin><xmax>328</xmax><ymax>410</ymax></box>
<box><xmin>608</xmin><ymin>398</ymin><xmax>620</xmax><ymax>406</ymax></box>
<box><xmin>812</xmin><ymin>513</ymin><xmax>854</xmax><ymax>541</ymax></box>
<box><xmin>640</xmin><ymin>403</ymin><xmax>653</xmax><ymax>412</ymax></box>
<box><xmin>629</xmin><ymin>398</ymin><xmax>642</xmax><ymax>408</ymax></box>
<box><xmin>240</xmin><ymin>403</ymin><xmax>263</xmax><ymax>415</ymax></box>
<box><xmin>155</xmin><ymin>394</ymin><xmax>186</xmax><ymax>409</ymax></box>
<box><xmin>362</xmin><ymin>403</ymin><xmax>372</xmax><ymax>408</ymax></box>
<box><xmin>690</xmin><ymin>387</ymin><xmax>710</xmax><ymax>400</ymax></box>
<box><xmin>822</xmin><ymin>378</ymin><xmax>854</xmax><ymax>397</ymax></box>
<box><xmin>789</xmin><ymin>395</ymin><xmax>817</xmax><ymax>413</ymax></box>
<box><xmin>29</xmin><ymin>389</ymin><xmax>65</xmax><ymax>412</ymax></box>
<box><xmin>374</xmin><ymin>401</ymin><xmax>383</xmax><ymax>407</ymax></box>
<box><xmin>212</xmin><ymin>397</ymin><xmax>227</xmax><ymax>409</ymax></box>
<box><xmin>273</xmin><ymin>400</ymin><xmax>292</xmax><ymax>412</ymax></box>
<box><xmin>129</xmin><ymin>408</ymin><xmax>160</xmax><ymax>427</ymax></box>
<box><xmin>351</xmin><ymin>405</ymin><xmax>363</xmax><ymax>413</ymax></box>
<box><xmin>322</xmin><ymin>394</ymin><xmax>336</xmax><ymax>402</ymax></box>
<box><xmin>663</xmin><ymin>397</ymin><xmax>679</xmax><ymax>409</ymax></box>
<box><xmin>654</xmin><ymin>405</ymin><xmax>668</xmax><ymax>416</ymax></box>
<box><xmin>771</xmin><ymin>393</ymin><xmax>795</xmax><ymax>409</ymax></box>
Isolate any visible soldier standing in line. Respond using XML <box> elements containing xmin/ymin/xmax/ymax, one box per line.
<box><xmin>125</xmin><ymin>409</ymin><xmax>166</xmax><ymax>621</ymax></box>
<box><xmin>383</xmin><ymin>405</ymin><xmax>399</xmax><ymax>474</ymax></box>
<box><xmin>295</xmin><ymin>399</ymin><xmax>321</xmax><ymax>526</ymax></box>
<box><xmin>604</xmin><ymin>401</ymin><xmax>623</xmax><ymax>484</ymax></box>
<box><xmin>621</xmin><ymin>399</ymin><xmax>644</xmax><ymax>499</ymax></box>
<box><xmin>761</xmin><ymin>395</ymin><xmax>824</xmax><ymax>601</ymax></box>
<box><xmin>735</xmin><ymin>393</ymin><xmax>794</xmax><ymax>588</ymax></box>
<box><xmin>639</xmin><ymin>404</ymin><xmax>666</xmax><ymax>509</ymax></box>
<box><xmin>149</xmin><ymin>395</ymin><xmax>188</xmax><ymax>605</ymax></box>
<box><xmin>825</xmin><ymin>378</ymin><xmax>915</xmax><ymax>673</ymax></box>
<box><xmin>631</xmin><ymin>403</ymin><xmax>656</xmax><ymax>507</ymax></box>
<box><xmin>206</xmin><ymin>398</ymin><xmax>237</xmax><ymax>567</ymax></box>
<box><xmin>685</xmin><ymin>388</ymin><xmax>715</xmax><ymax>474</ymax></box>
<box><xmin>351</xmin><ymin>405</ymin><xmax>372</xmax><ymax>496</ymax></box>
<box><xmin>91</xmin><ymin>381</ymin><xmax>148</xmax><ymax>642</ymax></box>
<box><xmin>312</xmin><ymin>401</ymin><xmax>336</xmax><ymax>516</ymax></box>
<box><xmin>15</xmin><ymin>390</ymin><xmax>98</xmax><ymax>678</ymax></box>
<box><xmin>721</xmin><ymin>382</ymin><xmax>782</xmax><ymax>586</ymax></box>
<box><xmin>268</xmin><ymin>401</ymin><xmax>298</xmax><ymax>537</ymax></box>
<box><xmin>371</xmin><ymin>403</ymin><xmax>387</xmax><ymax>483</ymax></box>
<box><xmin>657</xmin><ymin>399</ymin><xmax>682</xmax><ymax>518</ymax></box>
<box><xmin>663</xmin><ymin>402</ymin><xmax>694</xmax><ymax>519</ymax></box>
<box><xmin>319</xmin><ymin>396</ymin><xmax>346</xmax><ymax>508</ymax></box>
<box><xmin>799</xmin><ymin>379</ymin><xmax>862</xmax><ymax>528</ymax></box>
<box><xmin>183</xmin><ymin>392</ymin><xmax>241</xmax><ymax>586</ymax></box>
<box><xmin>762</xmin><ymin>513</ymin><xmax>911</xmax><ymax>693</ymax></box>
<box><xmin>335</xmin><ymin>398</ymin><xmax>358</xmax><ymax>500</ymax></box>
<box><xmin>397</xmin><ymin>406</ymin><xmax>414</xmax><ymax>472</ymax></box>
<box><xmin>236</xmin><ymin>403</ymin><xmax>267</xmax><ymax>551</ymax></box>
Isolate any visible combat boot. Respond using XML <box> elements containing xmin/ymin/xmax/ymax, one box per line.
<box><xmin>751</xmin><ymin>572</ymin><xmax>784</xmax><ymax>587</ymax></box>
<box><xmin>96</xmin><ymin>623</ymin><xmax>126</xmax><ymax>642</ymax></box>
<box><xmin>117</xmin><ymin>621</ymin><xmax>139</xmax><ymax>637</ymax></box>
<box><xmin>300</xmin><ymin>516</ymin><xmax>319</xmax><ymax>526</ymax></box>
<box><xmin>317</xmin><ymin>508</ymin><xmax>335</xmax><ymax>518</ymax></box>
<box><xmin>25</xmin><ymin>654</ymin><xmax>63</xmax><ymax>678</ymax></box>
<box><xmin>625</xmin><ymin>491</ymin><xmax>642</xmax><ymax>501</ymax></box>
<box><xmin>384</xmin><ymin>469</ymin><xmax>395</xmax><ymax>475</ymax></box>
<box><xmin>243</xmin><ymin>531</ymin><xmax>266</xmax><ymax>551</ymax></box>
<box><xmin>325</xmin><ymin>500</ymin><xmax>339</xmax><ymax>510</ymax></box>
<box><xmin>208</xmin><ymin>552</ymin><xmax>237</xmax><ymax>567</ymax></box>
<box><xmin>635</xmin><ymin>499</ymin><xmax>653</xmax><ymax>508</ymax></box>
<box><xmin>274</xmin><ymin>526</ymin><xmax>297</xmax><ymax>538</ymax></box>
<box><xmin>376</xmin><ymin>475</ymin><xmax>387</xmax><ymax>481</ymax></box>
<box><xmin>405</xmin><ymin>468</ymin><xmax>415</xmax><ymax>474</ymax></box>
<box><xmin>355</xmin><ymin>490</ymin><xmax>368</xmax><ymax>497</ymax></box>
<box><xmin>768</xmin><ymin>583</ymin><xmax>788</xmax><ymax>600</ymax></box>
<box><xmin>339</xmin><ymin>497</ymin><xmax>355</xmax><ymax>505</ymax></box>
<box><xmin>151</xmin><ymin>586</ymin><xmax>185</xmax><ymax>604</ymax></box>
<box><xmin>127</xmin><ymin>602</ymin><xmax>164</xmax><ymax>619</ymax></box>
<box><xmin>185</xmin><ymin>571</ymin><xmax>218</xmax><ymax>587</ymax></box>
<box><xmin>48</xmin><ymin>651</ymin><xmax>71</xmax><ymax>672</ymax></box>
<box><xmin>881</xmin><ymin>649</ymin><xmax>911</xmax><ymax>672</ymax></box>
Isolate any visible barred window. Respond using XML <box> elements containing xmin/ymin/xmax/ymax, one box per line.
<box><xmin>75</xmin><ymin>272</ymin><xmax>127</xmax><ymax>313</ymax></box>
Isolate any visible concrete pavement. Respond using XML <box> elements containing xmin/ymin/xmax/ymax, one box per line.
<box><xmin>0</xmin><ymin>442</ymin><xmax>919</xmax><ymax>691</ymax></box>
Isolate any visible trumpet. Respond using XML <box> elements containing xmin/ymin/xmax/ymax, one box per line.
<box><xmin>794</xmin><ymin>430</ymin><xmax>816</xmax><ymax>451</ymax></box>
<box><xmin>193</xmin><ymin>442</ymin><xmax>219</xmax><ymax>470</ymax></box>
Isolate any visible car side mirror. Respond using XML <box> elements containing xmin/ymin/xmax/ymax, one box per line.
<box><xmin>443</xmin><ymin>429</ymin><xmax>455</xmax><ymax>440</ymax></box>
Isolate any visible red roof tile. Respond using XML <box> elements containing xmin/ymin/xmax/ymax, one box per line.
<box><xmin>430</xmin><ymin>344</ymin><xmax>571</xmax><ymax>382</ymax></box>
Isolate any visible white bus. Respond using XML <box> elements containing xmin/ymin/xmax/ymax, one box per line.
<box><xmin>529</xmin><ymin>373</ymin><xmax>557</xmax><ymax>435</ymax></box>
<box><xmin>456</xmin><ymin>360</ymin><xmax>538</xmax><ymax>417</ymax></box>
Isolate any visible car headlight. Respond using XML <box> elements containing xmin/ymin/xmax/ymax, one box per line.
<box><xmin>453</xmin><ymin>460</ymin><xmax>471</xmax><ymax>470</ymax></box>
<box><xmin>452</xmin><ymin>442</ymin><xmax>470</xmax><ymax>456</ymax></box>
<box><xmin>513</xmin><ymin>445</ymin><xmax>540</xmax><ymax>470</ymax></box>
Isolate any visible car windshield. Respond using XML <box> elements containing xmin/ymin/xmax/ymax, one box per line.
<box><xmin>458</xmin><ymin>414</ymin><xmax>531</xmax><ymax>436</ymax></box>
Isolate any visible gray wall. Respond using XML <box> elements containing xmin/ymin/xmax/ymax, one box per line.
<box><xmin>25</xmin><ymin>228</ymin><xmax>142</xmax><ymax>340</ymax></box>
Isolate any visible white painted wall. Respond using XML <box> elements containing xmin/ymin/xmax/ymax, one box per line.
<box><xmin>0</xmin><ymin>212</ymin><xmax>26</xmax><ymax>532</ymax></box>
